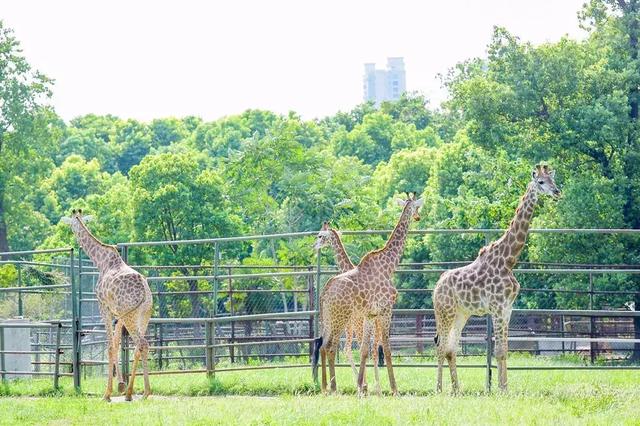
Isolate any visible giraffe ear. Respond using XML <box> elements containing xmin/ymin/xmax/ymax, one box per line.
<box><xmin>60</xmin><ymin>217</ymin><xmax>73</xmax><ymax>225</ymax></box>
<box><xmin>531</xmin><ymin>170</ymin><xmax>537</xmax><ymax>179</ymax></box>
<box><xmin>82</xmin><ymin>215</ymin><xmax>94</xmax><ymax>223</ymax></box>
<box><xmin>396</xmin><ymin>198</ymin><xmax>406</xmax><ymax>207</ymax></box>
<box><xmin>549</xmin><ymin>169</ymin><xmax>556</xmax><ymax>179</ymax></box>
<box><xmin>414</xmin><ymin>198</ymin><xmax>424</xmax><ymax>208</ymax></box>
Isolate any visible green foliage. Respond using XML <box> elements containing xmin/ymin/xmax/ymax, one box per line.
<box><xmin>0</xmin><ymin>264</ymin><xmax>17</xmax><ymax>288</ymax></box>
<box><xmin>1</xmin><ymin>5</ymin><xmax>640</xmax><ymax>311</ymax></box>
<box><xmin>0</xmin><ymin>20</ymin><xmax>59</xmax><ymax>252</ymax></box>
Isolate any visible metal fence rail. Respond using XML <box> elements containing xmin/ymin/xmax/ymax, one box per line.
<box><xmin>1</xmin><ymin>229</ymin><xmax>640</xmax><ymax>392</ymax></box>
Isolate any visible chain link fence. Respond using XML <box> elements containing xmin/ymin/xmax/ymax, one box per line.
<box><xmin>2</xmin><ymin>229</ymin><xmax>640</xmax><ymax>391</ymax></box>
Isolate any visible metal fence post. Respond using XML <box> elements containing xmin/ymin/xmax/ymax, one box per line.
<box><xmin>205</xmin><ymin>320</ymin><xmax>213</xmax><ymax>377</ymax></box>
<box><xmin>229</xmin><ymin>266</ymin><xmax>235</xmax><ymax>363</ymax></box>
<box><xmin>77</xmin><ymin>250</ymin><xmax>83</xmax><ymax>373</ymax></box>
<box><xmin>53</xmin><ymin>322</ymin><xmax>62</xmax><ymax>390</ymax></box>
<box><xmin>17</xmin><ymin>264</ymin><xmax>22</xmax><ymax>317</ymax></box>
<box><xmin>213</xmin><ymin>243</ymin><xmax>220</xmax><ymax>317</ymax></box>
<box><xmin>0</xmin><ymin>324</ymin><xmax>5</xmax><ymax>383</ymax></box>
<box><xmin>484</xmin><ymin>233</ymin><xmax>493</xmax><ymax>392</ymax></box>
<box><xmin>212</xmin><ymin>243</ymin><xmax>220</xmax><ymax>377</ymax></box>
<box><xmin>589</xmin><ymin>272</ymin><xmax>596</xmax><ymax>364</ymax></box>
<box><xmin>158</xmin><ymin>323</ymin><xmax>163</xmax><ymax>370</ymax></box>
<box><xmin>308</xmin><ymin>266</ymin><xmax>314</xmax><ymax>359</ymax></box>
<box><xmin>70</xmin><ymin>248</ymin><xmax>81</xmax><ymax>392</ymax></box>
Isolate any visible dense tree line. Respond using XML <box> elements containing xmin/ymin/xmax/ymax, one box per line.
<box><xmin>1</xmin><ymin>2</ymin><xmax>640</xmax><ymax>313</ymax></box>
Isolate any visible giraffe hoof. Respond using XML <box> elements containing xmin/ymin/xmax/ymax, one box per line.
<box><xmin>142</xmin><ymin>391</ymin><xmax>151</xmax><ymax>400</ymax></box>
<box><xmin>125</xmin><ymin>394</ymin><xmax>133</xmax><ymax>402</ymax></box>
<box><xmin>102</xmin><ymin>395</ymin><xmax>111</xmax><ymax>402</ymax></box>
<box><xmin>118</xmin><ymin>382</ymin><xmax>126</xmax><ymax>393</ymax></box>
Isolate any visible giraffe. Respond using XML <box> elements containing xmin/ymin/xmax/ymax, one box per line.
<box><xmin>312</xmin><ymin>193</ymin><xmax>424</xmax><ymax>396</ymax></box>
<box><xmin>432</xmin><ymin>164</ymin><xmax>560</xmax><ymax>393</ymax></box>
<box><xmin>313</xmin><ymin>221</ymin><xmax>367</xmax><ymax>387</ymax></box>
<box><xmin>62</xmin><ymin>209</ymin><xmax>153</xmax><ymax>401</ymax></box>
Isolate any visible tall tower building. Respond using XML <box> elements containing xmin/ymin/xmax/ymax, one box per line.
<box><xmin>363</xmin><ymin>57</ymin><xmax>406</xmax><ymax>106</ymax></box>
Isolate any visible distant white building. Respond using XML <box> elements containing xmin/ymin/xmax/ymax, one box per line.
<box><xmin>363</xmin><ymin>57</ymin><xmax>406</xmax><ymax>106</ymax></box>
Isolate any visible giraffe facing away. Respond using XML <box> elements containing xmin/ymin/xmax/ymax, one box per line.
<box><xmin>62</xmin><ymin>209</ymin><xmax>153</xmax><ymax>401</ymax></box>
<box><xmin>433</xmin><ymin>165</ymin><xmax>560</xmax><ymax>393</ymax></box>
<box><xmin>313</xmin><ymin>221</ymin><xmax>368</xmax><ymax>387</ymax></box>
<box><xmin>312</xmin><ymin>194</ymin><xmax>424</xmax><ymax>396</ymax></box>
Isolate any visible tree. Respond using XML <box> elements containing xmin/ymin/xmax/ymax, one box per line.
<box><xmin>380</xmin><ymin>92</ymin><xmax>433</xmax><ymax>130</ymax></box>
<box><xmin>113</xmin><ymin>119</ymin><xmax>152</xmax><ymax>174</ymax></box>
<box><xmin>0</xmin><ymin>21</ymin><xmax>57</xmax><ymax>254</ymax></box>
<box><xmin>129</xmin><ymin>151</ymin><xmax>244</xmax><ymax>317</ymax></box>
<box><xmin>42</xmin><ymin>155</ymin><xmax>123</xmax><ymax>221</ymax></box>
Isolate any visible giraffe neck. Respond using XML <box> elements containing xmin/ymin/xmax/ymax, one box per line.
<box><xmin>492</xmin><ymin>182</ymin><xmax>539</xmax><ymax>264</ymax></box>
<box><xmin>72</xmin><ymin>221</ymin><xmax>124</xmax><ymax>273</ymax></box>
<box><xmin>328</xmin><ymin>229</ymin><xmax>354</xmax><ymax>273</ymax></box>
<box><xmin>361</xmin><ymin>203</ymin><xmax>413</xmax><ymax>277</ymax></box>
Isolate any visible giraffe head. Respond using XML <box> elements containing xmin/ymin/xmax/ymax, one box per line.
<box><xmin>61</xmin><ymin>210</ymin><xmax>120</xmax><ymax>253</ymax></box>
<box><xmin>531</xmin><ymin>164</ymin><xmax>561</xmax><ymax>198</ymax></box>
<box><xmin>314</xmin><ymin>221</ymin><xmax>333</xmax><ymax>251</ymax></box>
<box><xmin>60</xmin><ymin>209</ymin><xmax>94</xmax><ymax>233</ymax></box>
<box><xmin>396</xmin><ymin>192</ymin><xmax>424</xmax><ymax>221</ymax></box>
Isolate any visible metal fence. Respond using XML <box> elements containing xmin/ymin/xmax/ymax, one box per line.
<box><xmin>1</xmin><ymin>228</ymin><xmax>640</xmax><ymax>392</ymax></box>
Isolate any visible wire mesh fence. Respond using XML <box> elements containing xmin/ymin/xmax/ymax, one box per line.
<box><xmin>1</xmin><ymin>229</ymin><xmax>640</xmax><ymax>392</ymax></box>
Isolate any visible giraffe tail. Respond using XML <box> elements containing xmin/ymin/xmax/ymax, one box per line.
<box><xmin>311</xmin><ymin>336</ymin><xmax>323</xmax><ymax>382</ymax></box>
<box><xmin>434</xmin><ymin>334</ymin><xmax>439</xmax><ymax>346</ymax></box>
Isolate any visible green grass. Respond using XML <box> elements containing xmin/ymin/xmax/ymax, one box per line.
<box><xmin>1</xmin><ymin>355</ymin><xmax>640</xmax><ymax>425</ymax></box>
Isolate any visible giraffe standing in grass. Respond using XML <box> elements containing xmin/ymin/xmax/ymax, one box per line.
<box><xmin>313</xmin><ymin>221</ymin><xmax>367</xmax><ymax>385</ymax></box>
<box><xmin>312</xmin><ymin>194</ymin><xmax>423</xmax><ymax>396</ymax></box>
<box><xmin>63</xmin><ymin>209</ymin><xmax>153</xmax><ymax>401</ymax></box>
<box><xmin>433</xmin><ymin>165</ymin><xmax>560</xmax><ymax>393</ymax></box>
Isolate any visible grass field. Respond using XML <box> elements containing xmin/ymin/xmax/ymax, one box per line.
<box><xmin>1</xmin><ymin>355</ymin><xmax>639</xmax><ymax>425</ymax></box>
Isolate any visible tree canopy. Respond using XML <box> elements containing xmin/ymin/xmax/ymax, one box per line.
<box><xmin>1</xmin><ymin>3</ymin><xmax>640</xmax><ymax>312</ymax></box>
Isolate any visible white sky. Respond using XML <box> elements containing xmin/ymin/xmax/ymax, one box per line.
<box><xmin>3</xmin><ymin>0</ymin><xmax>586</xmax><ymax>122</ymax></box>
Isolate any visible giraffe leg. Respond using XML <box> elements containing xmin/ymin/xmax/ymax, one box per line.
<box><xmin>434</xmin><ymin>290</ymin><xmax>455</xmax><ymax>393</ymax></box>
<box><xmin>320</xmin><ymin>345</ymin><xmax>328</xmax><ymax>395</ymax></box>
<box><xmin>446</xmin><ymin>311</ymin><xmax>468</xmax><ymax>395</ymax></box>
<box><xmin>100</xmin><ymin>305</ymin><xmax>114</xmax><ymax>402</ymax></box>
<box><xmin>436</xmin><ymin>337</ymin><xmax>445</xmax><ymax>393</ymax></box>
<box><xmin>328</xmin><ymin>338</ymin><xmax>339</xmax><ymax>394</ymax></box>
<box><xmin>126</xmin><ymin>335</ymin><xmax>142</xmax><ymax>401</ymax></box>
<box><xmin>380</xmin><ymin>312</ymin><xmax>398</xmax><ymax>396</ymax></box>
<box><xmin>357</xmin><ymin>320</ymin><xmax>373</xmax><ymax>397</ymax></box>
<box><xmin>358</xmin><ymin>316</ymin><xmax>368</xmax><ymax>393</ymax></box>
<box><xmin>493</xmin><ymin>310</ymin><xmax>512</xmax><ymax>392</ymax></box>
<box><xmin>112</xmin><ymin>319</ymin><xmax>126</xmax><ymax>394</ymax></box>
<box><xmin>122</xmin><ymin>311</ymin><xmax>150</xmax><ymax>401</ymax></box>
<box><xmin>344</xmin><ymin>320</ymin><xmax>358</xmax><ymax>384</ymax></box>
<box><xmin>372</xmin><ymin>318</ymin><xmax>382</xmax><ymax>396</ymax></box>
<box><xmin>140</xmin><ymin>304</ymin><xmax>152</xmax><ymax>399</ymax></box>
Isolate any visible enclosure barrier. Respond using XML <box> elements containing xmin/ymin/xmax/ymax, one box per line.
<box><xmin>2</xmin><ymin>229</ymin><xmax>640</xmax><ymax>392</ymax></box>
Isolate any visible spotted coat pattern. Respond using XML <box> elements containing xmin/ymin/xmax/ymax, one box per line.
<box><xmin>319</xmin><ymin>197</ymin><xmax>422</xmax><ymax>396</ymax></box>
<box><xmin>66</xmin><ymin>212</ymin><xmax>152</xmax><ymax>401</ymax></box>
<box><xmin>433</xmin><ymin>165</ymin><xmax>560</xmax><ymax>393</ymax></box>
<box><xmin>315</xmin><ymin>226</ymin><xmax>371</xmax><ymax>388</ymax></box>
